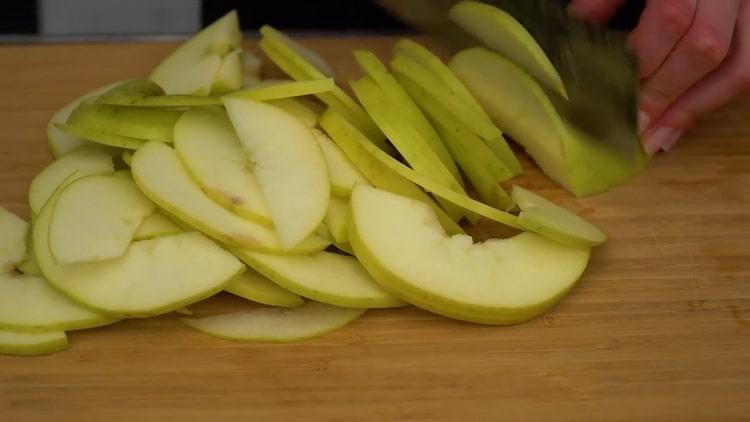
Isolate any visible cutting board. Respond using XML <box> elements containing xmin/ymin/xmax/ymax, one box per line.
<box><xmin>0</xmin><ymin>37</ymin><xmax>748</xmax><ymax>422</ymax></box>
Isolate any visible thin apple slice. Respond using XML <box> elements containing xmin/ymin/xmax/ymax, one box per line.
<box><xmin>223</xmin><ymin>97</ymin><xmax>330</xmax><ymax>249</ymax></box>
<box><xmin>0</xmin><ymin>330</ymin><xmax>68</xmax><ymax>356</ymax></box>
<box><xmin>48</xmin><ymin>175</ymin><xmax>156</xmax><ymax>264</ymax></box>
<box><xmin>94</xmin><ymin>79</ymin><xmax>165</xmax><ymax>106</ymax></box>
<box><xmin>334</xmin><ymin>242</ymin><xmax>354</xmax><ymax>255</ymax></box>
<box><xmin>28</xmin><ymin>146</ymin><xmax>114</xmax><ymax>215</ymax></box>
<box><xmin>312</xmin><ymin>129</ymin><xmax>369</xmax><ymax>197</ymax></box>
<box><xmin>173</xmin><ymin>107</ymin><xmax>272</xmax><ymax>225</ymax></box>
<box><xmin>512</xmin><ymin>186</ymin><xmax>606</xmax><ymax>247</ymax></box>
<box><xmin>0</xmin><ymin>208</ymin><xmax>28</xmax><ymax>272</ymax></box>
<box><xmin>132</xmin><ymin>141</ymin><xmax>329</xmax><ymax>253</ymax></box>
<box><xmin>449</xmin><ymin>1</ymin><xmax>568</xmax><ymax>98</ymax></box>
<box><xmin>259</xmin><ymin>25</ymin><xmax>336</xmax><ymax>78</ymax></box>
<box><xmin>350</xmin><ymin>184</ymin><xmax>590</xmax><ymax>325</ymax></box>
<box><xmin>66</xmin><ymin>103</ymin><xmax>183</xmax><ymax>143</ymax></box>
<box><xmin>225</xmin><ymin>269</ymin><xmax>304</xmax><ymax>308</ymax></box>
<box><xmin>228</xmin><ymin>78</ymin><xmax>335</xmax><ymax>101</ymax></box>
<box><xmin>212</xmin><ymin>49</ymin><xmax>244</xmax><ymax>94</ymax></box>
<box><xmin>319</xmin><ymin>108</ymin><xmax>464</xmax><ymax>236</ymax></box>
<box><xmin>133</xmin><ymin>212</ymin><xmax>183</xmax><ymax>241</ymax></box>
<box><xmin>182</xmin><ymin>301</ymin><xmax>364</xmax><ymax>343</ymax></box>
<box><xmin>55</xmin><ymin>123</ymin><xmax>147</xmax><ymax>150</ymax></box>
<box><xmin>0</xmin><ymin>274</ymin><xmax>115</xmax><ymax>332</ymax></box>
<box><xmin>266</xmin><ymin>98</ymin><xmax>319</xmax><ymax>128</ymax></box>
<box><xmin>235</xmin><ymin>250</ymin><xmax>407</xmax><ymax>309</ymax></box>
<box><xmin>151</xmin><ymin>11</ymin><xmax>241</xmax><ymax>95</ymax></box>
<box><xmin>324</xmin><ymin>195</ymin><xmax>350</xmax><ymax>244</ymax></box>
<box><xmin>242</xmin><ymin>50</ymin><xmax>262</xmax><ymax>79</ymax></box>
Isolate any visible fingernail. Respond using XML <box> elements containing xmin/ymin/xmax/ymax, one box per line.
<box><xmin>661</xmin><ymin>131</ymin><xmax>682</xmax><ymax>152</ymax></box>
<box><xmin>642</xmin><ymin>127</ymin><xmax>680</xmax><ymax>155</ymax></box>
<box><xmin>637</xmin><ymin>110</ymin><xmax>650</xmax><ymax>136</ymax></box>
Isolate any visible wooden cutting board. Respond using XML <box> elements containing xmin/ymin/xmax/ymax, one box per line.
<box><xmin>0</xmin><ymin>37</ymin><xmax>748</xmax><ymax>422</ymax></box>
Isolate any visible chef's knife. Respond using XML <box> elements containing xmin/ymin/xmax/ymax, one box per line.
<box><xmin>377</xmin><ymin>0</ymin><xmax>641</xmax><ymax>161</ymax></box>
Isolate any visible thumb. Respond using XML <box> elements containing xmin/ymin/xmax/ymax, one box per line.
<box><xmin>567</xmin><ymin>0</ymin><xmax>627</xmax><ymax>24</ymax></box>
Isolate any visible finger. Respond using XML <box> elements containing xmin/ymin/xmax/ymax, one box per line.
<box><xmin>567</xmin><ymin>0</ymin><xmax>627</xmax><ymax>24</ymax></box>
<box><xmin>628</xmin><ymin>0</ymin><xmax>698</xmax><ymax>79</ymax></box>
<box><xmin>639</xmin><ymin>0</ymin><xmax>740</xmax><ymax>137</ymax></box>
<box><xmin>642</xmin><ymin>0</ymin><xmax>750</xmax><ymax>153</ymax></box>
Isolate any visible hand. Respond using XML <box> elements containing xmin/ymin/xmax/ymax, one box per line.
<box><xmin>567</xmin><ymin>0</ymin><xmax>750</xmax><ymax>154</ymax></box>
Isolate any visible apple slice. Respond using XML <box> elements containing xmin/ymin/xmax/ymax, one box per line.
<box><xmin>324</xmin><ymin>195</ymin><xmax>349</xmax><ymax>244</ymax></box>
<box><xmin>173</xmin><ymin>107</ymin><xmax>271</xmax><ymax>225</ymax></box>
<box><xmin>235</xmin><ymin>250</ymin><xmax>407</xmax><ymax>309</ymax></box>
<box><xmin>0</xmin><ymin>330</ymin><xmax>68</xmax><ymax>356</ymax></box>
<box><xmin>132</xmin><ymin>142</ymin><xmax>329</xmax><ymax>253</ymax></box>
<box><xmin>94</xmin><ymin>79</ymin><xmax>165</xmax><ymax>106</ymax></box>
<box><xmin>133</xmin><ymin>212</ymin><xmax>183</xmax><ymax>241</ymax></box>
<box><xmin>225</xmin><ymin>268</ymin><xmax>304</xmax><ymax>308</ymax></box>
<box><xmin>450</xmin><ymin>48</ymin><xmax>650</xmax><ymax>197</ymax></box>
<box><xmin>28</xmin><ymin>146</ymin><xmax>114</xmax><ymax>215</ymax></box>
<box><xmin>182</xmin><ymin>301</ymin><xmax>364</xmax><ymax>343</ymax></box>
<box><xmin>17</xmin><ymin>253</ymin><xmax>41</xmax><ymax>276</ymax></box>
<box><xmin>66</xmin><ymin>103</ymin><xmax>183</xmax><ymax>143</ymax></box>
<box><xmin>350</xmin><ymin>184</ymin><xmax>590</xmax><ymax>324</ymax></box>
<box><xmin>228</xmin><ymin>78</ymin><xmax>335</xmax><ymax>101</ymax></box>
<box><xmin>319</xmin><ymin>108</ymin><xmax>464</xmax><ymax>236</ymax></box>
<box><xmin>0</xmin><ymin>274</ymin><xmax>115</xmax><ymax>332</ymax></box>
<box><xmin>242</xmin><ymin>50</ymin><xmax>262</xmax><ymax>79</ymax></box>
<box><xmin>211</xmin><ymin>49</ymin><xmax>244</xmax><ymax>94</ymax></box>
<box><xmin>0</xmin><ymin>208</ymin><xmax>28</xmax><ymax>272</ymax></box>
<box><xmin>312</xmin><ymin>129</ymin><xmax>369</xmax><ymax>197</ymax></box>
<box><xmin>223</xmin><ymin>97</ymin><xmax>330</xmax><ymax>249</ymax></box>
<box><xmin>55</xmin><ymin>123</ymin><xmax>147</xmax><ymax>150</ymax></box>
<box><xmin>266</xmin><ymin>98</ymin><xmax>319</xmax><ymax>128</ymax></box>
<box><xmin>48</xmin><ymin>175</ymin><xmax>156</xmax><ymax>264</ymax></box>
<box><xmin>259</xmin><ymin>25</ymin><xmax>336</xmax><ymax>78</ymax></box>
<box><xmin>35</xmin><ymin>187</ymin><xmax>244</xmax><ymax>317</ymax></box>
<box><xmin>151</xmin><ymin>11</ymin><xmax>241</xmax><ymax>95</ymax></box>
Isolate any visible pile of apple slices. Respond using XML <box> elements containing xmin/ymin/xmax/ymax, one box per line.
<box><xmin>1</xmin><ymin>5</ymin><xmax>610</xmax><ymax>356</ymax></box>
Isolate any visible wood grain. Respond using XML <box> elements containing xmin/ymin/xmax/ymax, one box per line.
<box><xmin>0</xmin><ymin>37</ymin><xmax>749</xmax><ymax>422</ymax></box>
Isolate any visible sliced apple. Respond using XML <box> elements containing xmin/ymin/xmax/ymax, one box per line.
<box><xmin>94</xmin><ymin>79</ymin><xmax>165</xmax><ymax>106</ymax></box>
<box><xmin>223</xmin><ymin>97</ymin><xmax>330</xmax><ymax>249</ymax></box>
<box><xmin>228</xmin><ymin>78</ymin><xmax>335</xmax><ymax>101</ymax></box>
<box><xmin>0</xmin><ymin>208</ymin><xmax>28</xmax><ymax>272</ymax></box>
<box><xmin>266</xmin><ymin>97</ymin><xmax>319</xmax><ymax>128</ymax></box>
<box><xmin>121</xmin><ymin>151</ymin><xmax>133</xmax><ymax>167</ymax></box>
<box><xmin>259</xmin><ymin>25</ymin><xmax>336</xmax><ymax>78</ymax></box>
<box><xmin>350</xmin><ymin>184</ymin><xmax>590</xmax><ymax>324</ymax></box>
<box><xmin>28</xmin><ymin>146</ymin><xmax>114</xmax><ymax>215</ymax></box>
<box><xmin>132</xmin><ymin>212</ymin><xmax>183</xmax><ymax>241</ymax></box>
<box><xmin>55</xmin><ymin>123</ymin><xmax>147</xmax><ymax>150</ymax></box>
<box><xmin>224</xmin><ymin>268</ymin><xmax>304</xmax><ymax>308</ymax></box>
<box><xmin>66</xmin><ymin>103</ymin><xmax>183</xmax><ymax>143</ymax></box>
<box><xmin>449</xmin><ymin>0</ymin><xmax>568</xmax><ymax>98</ymax></box>
<box><xmin>312</xmin><ymin>129</ymin><xmax>369</xmax><ymax>197</ymax></box>
<box><xmin>0</xmin><ymin>330</ymin><xmax>68</xmax><ymax>356</ymax></box>
<box><xmin>182</xmin><ymin>301</ymin><xmax>365</xmax><ymax>343</ymax></box>
<box><xmin>173</xmin><ymin>107</ymin><xmax>272</xmax><ymax>225</ymax></box>
<box><xmin>211</xmin><ymin>49</ymin><xmax>244</xmax><ymax>94</ymax></box>
<box><xmin>334</xmin><ymin>242</ymin><xmax>354</xmax><ymax>255</ymax></box>
<box><xmin>0</xmin><ymin>274</ymin><xmax>115</xmax><ymax>332</ymax></box>
<box><xmin>324</xmin><ymin>195</ymin><xmax>350</xmax><ymax>244</ymax></box>
<box><xmin>242</xmin><ymin>50</ymin><xmax>262</xmax><ymax>79</ymax></box>
<box><xmin>151</xmin><ymin>11</ymin><xmax>241</xmax><ymax>95</ymax></box>
<box><xmin>235</xmin><ymin>250</ymin><xmax>406</xmax><ymax>309</ymax></box>
<box><xmin>319</xmin><ymin>108</ymin><xmax>464</xmax><ymax>236</ymax></box>
<box><xmin>131</xmin><ymin>141</ymin><xmax>329</xmax><ymax>253</ymax></box>
<box><xmin>17</xmin><ymin>253</ymin><xmax>41</xmax><ymax>276</ymax></box>
<box><xmin>48</xmin><ymin>175</ymin><xmax>156</xmax><ymax>264</ymax></box>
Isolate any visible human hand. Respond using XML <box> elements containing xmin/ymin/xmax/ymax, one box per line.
<box><xmin>567</xmin><ymin>0</ymin><xmax>749</xmax><ymax>154</ymax></box>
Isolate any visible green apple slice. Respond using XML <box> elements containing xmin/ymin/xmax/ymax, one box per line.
<box><xmin>132</xmin><ymin>141</ymin><xmax>329</xmax><ymax>253</ymax></box>
<box><xmin>0</xmin><ymin>274</ymin><xmax>115</xmax><ymax>333</ymax></box>
<box><xmin>235</xmin><ymin>250</ymin><xmax>407</xmax><ymax>309</ymax></box>
<box><xmin>0</xmin><ymin>330</ymin><xmax>68</xmax><ymax>356</ymax></box>
<box><xmin>312</xmin><ymin>129</ymin><xmax>369</xmax><ymax>197</ymax></box>
<box><xmin>67</xmin><ymin>103</ymin><xmax>183</xmax><ymax>143</ymax></box>
<box><xmin>242</xmin><ymin>50</ymin><xmax>262</xmax><ymax>79</ymax></box>
<box><xmin>228</xmin><ymin>78</ymin><xmax>335</xmax><ymax>101</ymax></box>
<box><xmin>334</xmin><ymin>242</ymin><xmax>354</xmax><ymax>255</ymax></box>
<box><xmin>511</xmin><ymin>186</ymin><xmax>606</xmax><ymax>247</ymax></box>
<box><xmin>350</xmin><ymin>184</ymin><xmax>590</xmax><ymax>324</ymax></box>
<box><xmin>47</xmin><ymin>81</ymin><xmax>122</xmax><ymax>158</ymax></box>
<box><xmin>173</xmin><ymin>107</ymin><xmax>272</xmax><ymax>225</ymax></box>
<box><xmin>319</xmin><ymin>108</ymin><xmax>464</xmax><ymax>236</ymax></box>
<box><xmin>0</xmin><ymin>208</ymin><xmax>28</xmax><ymax>272</ymax></box>
<box><xmin>225</xmin><ymin>269</ymin><xmax>304</xmax><ymax>308</ymax></box>
<box><xmin>35</xmin><ymin>188</ymin><xmax>244</xmax><ymax>317</ymax></box>
<box><xmin>28</xmin><ymin>146</ymin><xmax>114</xmax><ymax>215</ymax></box>
<box><xmin>94</xmin><ymin>79</ymin><xmax>165</xmax><ymax>106</ymax></box>
<box><xmin>55</xmin><ymin>123</ymin><xmax>147</xmax><ymax>150</ymax></box>
<box><xmin>259</xmin><ymin>25</ymin><xmax>336</xmax><ymax>78</ymax></box>
<box><xmin>48</xmin><ymin>175</ymin><xmax>156</xmax><ymax>264</ymax></box>
<box><xmin>121</xmin><ymin>151</ymin><xmax>133</xmax><ymax>166</ymax></box>
<box><xmin>449</xmin><ymin>1</ymin><xmax>567</xmax><ymax>99</ymax></box>
<box><xmin>223</xmin><ymin>97</ymin><xmax>330</xmax><ymax>249</ymax></box>
<box><xmin>182</xmin><ymin>301</ymin><xmax>364</xmax><ymax>343</ymax></box>
<box><xmin>450</xmin><ymin>48</ymin><xmax>650</xmax><ymax>197</ymax></box>
<box><xmin>17</xmin><ymin>253</ymin><xmax>41</xmax><ymax>276</ymax></box>
<box><xmin>212</xmin><ymin>49</ymin><xmax>244</xmax><ymax>94</ymax></box>
<box><xmin>324</xmin><ymin>195</ymin><xmax>350</xmax><ymax>244</ymax></box>
<box><xmin>151</xmin><ymin>11</ymin><xmax>241</xmax><ymax>95</ymax></box>
<box><xmin>266</xmin><ymin>98</ymin><xmax>319</xmax><ymax>128</ymax></box>
<box><xmin>132</xmin><ymin>212</ymin><xmax>183</xmax><ymax>241</ymax></box>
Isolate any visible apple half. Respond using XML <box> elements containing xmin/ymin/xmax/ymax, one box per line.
<box><xmin>224</xmin><ymin>268</ymin><xmax>304</xmax><ymax>308</ymax></box>
<box><xmin>349</xmin><ymin>184</ymin><xmax>591</xmax><ymax>325</ymax></box>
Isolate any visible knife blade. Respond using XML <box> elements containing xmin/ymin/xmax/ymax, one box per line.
<box><xmin>377</xmin><ymin>0</ymin><xmax>641</xmax><ymax>162</ymax></box>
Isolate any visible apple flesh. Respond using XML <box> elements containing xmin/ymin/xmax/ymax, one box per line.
<box><xmin>94</xmin><ymin>79</ymin><xmax>165</xmax><ymax>106</ymax></box>
<box><xmin>132</xmin><ymin>212</ymin><xmax>183</xmax><ymax>241</ymax></box>
<box><xmin>312</xmin><ymin>129</ymin><xmax>369</xmax><ymax>197</ymax></box>
<box><xmin>0</xmin><ymin>330</ymin><xmax>68</xmax><ymax>356</ymax></box>
<box><xmin>224</xmin><ymin>268</ymin><xmax>304</xmax><ymax>308</ymax></box>
<box><xmin>229</xmin><ymin>78</ymin><xmax>335</xmax><ymax>102</ymax></box>
<box><xmin>0</xmin><ymin>208</ymin><xmax>27</xmax><ymax>272</ymax></box>
<box><xmin>66</xmin><ymin>103</ymin><xmax>183</xmax><ymax>143</ymax></box>
<box><xmin>266</xmin><ymin>98</ymin><xmax>319</xmax><ymax>128</ymax></box>
<box><xmin>350</xmin><ymin>184</ymin><xmax>591</xmax><ymax>324</ymax></box>
<box><xmin>211</xmin><ymin>49</ymin><xmax>244</xmax><ymax>94</ymax></box>
<box><xmin>324</xmin><ymin>195</ymin><xmax>350</xmax><ymax>244</ymax></box>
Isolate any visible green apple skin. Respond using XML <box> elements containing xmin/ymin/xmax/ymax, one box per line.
<box><xmin>55</xmin><ymin>123</ymin><xmax>147</xmax><ymax>150</ymax></box>
<box><xmin>224</xmin><ymin>269</ymin><xmax>305</xmax><ymax>308</ymax></box>
<box><xmin>66</xmin><ymin>103</ymin><xmax>183</xmax><ymax>143</ymax></box>
<box><xmin>450</xmin><ymin>48</ymin><xmax>650</xmax><ymax>197</ymax></box>
<box><xmin>0</xmin><ymin>330</ymin><xmax>69</xmax><ymax>356</ymax></box>
<box><xmin>94</xmin><ymin>79</ymin><xmax>165</xmax><ymax>106</ymax></box>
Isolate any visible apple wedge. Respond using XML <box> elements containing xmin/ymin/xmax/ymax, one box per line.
<box><xmin>0</xmin><ymin>208</ymin><xmax>28</xmax><ymax>272</ymax></box>
<box><xmin>28</xmin><ymin>145</ymin><xmax>114</xmax><ymax>215</ymax></box>
<box><xmin>0</xmin><ymin>274</ymin><xmax>115</xmax><ymax>333</ymax></box>
<box><xmin>0</xmin><ymin>330</ymin><xmax>68</xmax><ymax>356</ymax></box>
<box><xmin>266</xmin><ymin>98</ymin><xmax>319</xmax><ymax>128</ymax></box>
<box><xmin>182</xmin><ymin>301</ymin><xmax>364</xmax><ymax>343</ymax></box>
<box><xmin>223</xmin><ymin>97</ymin><xmax>330</xmax><ymax>249</ymax></box>
<box><xmin>132</xmin><ymin>212</ymin><xmax>183</xmax><ymax>241</ymax></box>
<box><xmin>312</xmin><ymin>129</ymin><xmax>369</xmax><ymax>197</ymax></box>
<box><xmin>48</xmin><ymin>175</ymin><xmax>156</xmax><ymax>264</ymax></box>
<box><xmin>324</xmin><ymin>195</ymin><xmax>350</xmax><ymax>244</ymax></box>
<box><xmin>131</xmin><ymin>141</ymin><xmax>330</xmax><ymax>254</ymax></box>
<box><xmin>151</xmin><ymin>11</ymin><xmax>242</xmax><ymax>95</ymax></box>
<box><xmin>234</xmin><ymin>250</ymin><xmax>407</xmax><ymax>309</ymax></box>
<box><xmin>449</xmin><ymin>0</ymin><xmax>568</xmax><ymax>98</ymax></box>
<box><xmin>173</xmin><ymin>107</ymin><xmax>272</xmax><ymax>225</ymax></box>
<box><xmin>350</xmin><ymin>184</ymin><xmax>591</xmax><ymax>324</ymax></box>
<box><xmin>212</xmin><ymin>49</ymin><xmax>244</xmax><ymax>94</ymax></box>
<box><xmin>225</xmin><ymin>269</ymin><xmax>304</xmax><ymax>308</ymax></box>
<box><xmin>66</xmin><ymin>103</ymin><xmax>183</xmax><ymax>143</ymax></box>
<box><xmin>450</xmin><ymin>48</ymin><xmax>650</xmax><ymax>197</ymax></box>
